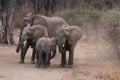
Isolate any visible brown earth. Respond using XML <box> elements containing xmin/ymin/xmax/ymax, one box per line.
<box><xmin>0</xmin><ymin>29</ymin><xmax>120</xmax><ymax>80</ymax></box>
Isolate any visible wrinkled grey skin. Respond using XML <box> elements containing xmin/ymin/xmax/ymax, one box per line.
<box><xmin>36</xmin><ymin>37</ymin><xmax>57</xmax><ymax>68</ymax></box>
<box><xmin>56</xmin><ymin>26</ymin><xmax>82</xmax><ymax>68</ymax></box>
<box><xmin>16</xmin><ymin>13</ymin><xmax>68</xmax><ymax>63</ymax></box>
<box><xmin>19</xmin><ymin>25</ymin><xmax>48</xmax><ymax>63</ymax></box>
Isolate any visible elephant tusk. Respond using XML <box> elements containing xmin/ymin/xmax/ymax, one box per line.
<box><xmin>62</xmin><ymin>44</ymin><xmax>65</xmax><ymax>47</ymax></box>
<box><xmin>23</xmin><ymin>41</ymin><xmax>27</xmax><ymax>44</ymax></box>
<box><xmin>51</xmin><ymin>51</ymin><xmax>53</xmax><ymax>55</ymax></box>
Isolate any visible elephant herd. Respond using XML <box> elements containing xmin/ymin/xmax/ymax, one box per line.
<box><xmin>16</xmin><ymin>13</ymin><xmax>82</xmax><ymax>68</ymax></box>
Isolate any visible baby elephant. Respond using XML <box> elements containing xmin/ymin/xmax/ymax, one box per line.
<box><xmin>36</xmin><ymin>37</ymin><xmax>57</xmax><ymax>68</ymax></box>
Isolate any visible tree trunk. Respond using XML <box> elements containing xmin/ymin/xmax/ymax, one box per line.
<box><xmin>0</xmin><ymin>0</ymin><xmax>2</xmax><ymax>42</ymax></box>
<box><xmin>0</xmin><ymin>0</ymin><xmax>15</xmax><ymax>45</ymax></box>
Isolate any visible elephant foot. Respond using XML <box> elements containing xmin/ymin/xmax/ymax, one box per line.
<box><xmin>61</xmin><ymin>64</ymin><xmax>67</xmax><ymax>68</ymax></box>
<box><xmin>31</xmin><ymin>61</ymin><xmax>35</xmax><ymax>64</ymax></box>
<box><xmin>42</xmin><ymin>66</ymin><xmax>48</xmax><ymax>68</ymax></box>
<box><xmin>35</xmin><ymin>64</ymin><xmax>41</xmax><ymax>68</ymax></box>
<box><xmin>19</xmin><ymin>61</ymin><xmax>24</xmax><ymax>64</ymax></box>
<box><xmin>67</xmin><ymin>65</ymin><xmax>73</xmax><ymax>69</ymax></box>
<box><xmin>60</xmin><ymin>62</ymin><xmax>67</xmax><ymax>68</ymax></box>
<box><xmin>60</xmin><ymin>63</ymin><xmax>62</xmax><ymax>66</ymax></box>
<box><xmin>60</xmin><ymin>62</ymin><xmax>64</xmax><ymax>66</ymax></box>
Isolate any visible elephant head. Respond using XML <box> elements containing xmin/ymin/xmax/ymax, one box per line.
<box><xmin>23</xmin><ymin>13</ymin><xmax>33</xmax><ymax>25</ymax></box>
<box><xmin>21</xmin><ymin>13</ymin><xmax>47</xmax><ymax>28</ymax></box>
<box><xmin>19</xmin><ymin>13</ymin><xmax>44</xmax><ymax>28</ymax></box>
<box><xmin>49</xmin><ymin>37</ymin><xmax>57</xmax><ymax>59</ymax></box>
<box><xmin>21</xmin><ymin>25</ymin><xmax>48</xmax><ymax>44</ymax></box>
<box><xmin>57</xmin><ymin>26</ymin><xmax>82</xmax><ymax>49</ymax></box>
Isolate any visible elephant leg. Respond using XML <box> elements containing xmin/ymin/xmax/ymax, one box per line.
<box><xmin>38</xmin><ymin>50</ymin><xmax>42</xmax><ymax>68</ymax></box>
<box><xmin>61</xmin><ymin>51</ymin><xmax>66</xmax><ymax>68</ymax></box>
<box><xmin>48</xmin><ymin>53</ymin><xmax>51</xmax><ymax>65</ymax></box>
<box><xmin>45</xmin><ymin>53</ymin><xmax>49</xmax><ymax>67</ymax></box>
<box><xmin>19</xmin><ymin>42</ymin><xmax>30</xmax><ymax>63</ymax></box>
<box><xmin>35</xmin><ymin>51</ymin><xmax>39</xmax><ymax>67</ymax></box>
<box><xmin>68</xmin><ymin>49</ymin><xmax>74</xmax><ymax>68</ymax></box>
<box><xmin>19</xmin><ymin>44</ymin><xmax>24</xmax><ymax>63</ymax></box>
<box><xmin>43</xmin><ymin>53</ymin><xmax>46</xmax><ymax>67</ymax></box>
<box><xmin>41</xmin><ymin>53</ymin><xmax>44</xmax><ymax>68</ymax></box>
<box><xmin>31</xmin><ymin>46</ymin><xmax>36</xmax><ymax>64</ymax></box>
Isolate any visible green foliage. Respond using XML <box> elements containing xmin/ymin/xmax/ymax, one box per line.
<box><xmin>55</xmin><ymin>9</ymin><xmax>101</xmax><ymax>26</ymax></box>
<box><xmin>106</xmin><ymin>10</ymin><xmax>120</xmax><ymax>19</ymax></box>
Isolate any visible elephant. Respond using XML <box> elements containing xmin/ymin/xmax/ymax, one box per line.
<box><xmin>16</xmin><ymin>13</ymin><xmax>68</xmax><ymax>63</ymax></box>
<box><xmin>22</xmin><ymin>13</ymin><xmax>68</xmax><ymax>37</ymax></box>
<box><xmin>56</xmin><ymin>26</ymin><xmax>82</xmax><ymax>68</ymax></box>
<box><xmin>19</xmin><ymin>24</ymin><xmax>48</xmax><ymax>63</ymax></box>
<box><xmin>36</xmin><ymin>37</ymin><xmax>57</xmax><ymax>68</ymax></box>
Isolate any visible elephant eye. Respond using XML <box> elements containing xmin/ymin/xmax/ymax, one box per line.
<box><xmin>27</xmin><ymin>32</ymin><xmax>32</xmax><ymax>37</ymax></box>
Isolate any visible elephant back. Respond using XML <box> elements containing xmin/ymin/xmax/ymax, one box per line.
<box><xmin>43</xmin><ymin>16</ymin><xmax>68</xmax><ymax>37</ymax></box>
<box><xmin>32</xmin><ymin>15</ymin><xmax>48</xmax><ymax>27</ymax></box>
<box><xmin>36</xmin><ymin>37</ymin><xmax>51</xmax><ymax>54</ymax></box>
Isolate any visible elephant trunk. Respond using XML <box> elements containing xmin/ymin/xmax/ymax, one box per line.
<box><xmin>16</xmin><ymin>42</ymin><xmax>21</xmax><ymax>53</ymax></box>
<box><xmin>16</xmin><ymin>42</ymin><xmax>24</xmax><ymax>53</ymax></box>
<box><xmin>16</xmin><ymin>34</ymin><xmax>26</xmax><ymax>53</ymax></box>
<box><xmin>50</xmin><ymin>49</ymin><xmax>56</xmax><ymax>59</ymax></box>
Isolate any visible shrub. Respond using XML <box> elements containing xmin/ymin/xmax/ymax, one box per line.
<box><xmin>55</xmin><ymin>9</ymin><xmax>101</xmax><ymax>26</ymax></box>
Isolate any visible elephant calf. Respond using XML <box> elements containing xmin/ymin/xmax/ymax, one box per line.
<box><xmin>36</xmin><ymin>37</ymin><xmax>57</xmax><ymax>68</ymax></box>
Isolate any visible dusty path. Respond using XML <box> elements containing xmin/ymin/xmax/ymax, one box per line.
<box><xmin>0</xmin><ymin>37</ymin><xmax>119</xmax><ymax>80</ymax></box>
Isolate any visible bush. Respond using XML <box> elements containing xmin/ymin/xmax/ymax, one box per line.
<box><xmin>102</xmin><ymin>10</ymin><xmax>120</xmax><ymax>43</ymax></box>
<box><xmin>55</xmin><ymin>9</ymin><xmax>101</xmax><ymax>26</ymax></box>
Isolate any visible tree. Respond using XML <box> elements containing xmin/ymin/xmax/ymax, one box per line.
<box><xmin>0</xmin><ymin>0</ymin><xmax>16</xmax><ymax>45</ymax></box>
<box><xmin>31</xmin><ymin>0</ymin><xmax>57</xmax><ymax>16</ymax></box>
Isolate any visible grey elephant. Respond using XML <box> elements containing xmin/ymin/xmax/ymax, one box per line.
<box><xmin>36</xmin><ymin>37</ymin><xmax>57</xmax><ymax>68</ymax></box>
<box><xmin>22</xmin><ymin>13</ymin><xmax>68</xmax><ymax>37</ymax></box>
<box><xmin>16</xmin><ymin>13</ymin><xmax>68</xmax><ymax>63</ymax></box>
<box><xmin>56</xmin><ymin>26</ymin><xmax>82</xmax><ymax>68</ymax></box>
<box><xmin>19</xmin><ymin>25</ymin><xmax>48</xmax><ymax>63</ymax></box>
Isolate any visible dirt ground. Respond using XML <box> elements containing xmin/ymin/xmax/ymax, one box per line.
<box><xmin>0</xmin><ymin>30</ymin><xmax>120</xmax><ymax>80</ymax></box>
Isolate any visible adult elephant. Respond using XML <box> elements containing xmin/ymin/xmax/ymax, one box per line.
<box><xmin>56</xmin><ymin>26</ymin><xmax>82</xmax><ymax>68</ymax></box>
<box><xmin>19</xmin><ymin>25</ymin><xmax>48</xmax><ymax>63</ymax></box>
<box><xmin>23</xmin><ymin>13</ymin><xmax>68</xmax><ymax>37</ymax></box>
<box><xmin>16</xmin><ymin>13</ymin><xmax>68</xmax><ymax>63</ymax></box>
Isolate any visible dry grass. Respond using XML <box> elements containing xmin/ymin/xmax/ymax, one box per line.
<box><xmin>95</xmin><ymin>68</ymin><xmax>120</xmax><ymax>80</ymax></box>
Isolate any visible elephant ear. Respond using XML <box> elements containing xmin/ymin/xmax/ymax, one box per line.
<box><xmin>26</xmin><ymin>27</ymin><xmax>33</xmax><ymax>38</ymax></box>
<box><xmin>50</xmin><ymin>37</ymin><xmax>57</xmax><ymax>46</ymax></box>
<box><xmin>63</xmin><ymin>26</ymin><xmax>82</xmax><ymax>45</ymax></box>
<box><xmin>25</xmin><ymin>24</ymin><xmax>32</xmax><ymax>37</ymax></box>
<box><xmin>63</xmin><ymin>27</ymin><xmax>72</xmax><ymax>37</ymax></box>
